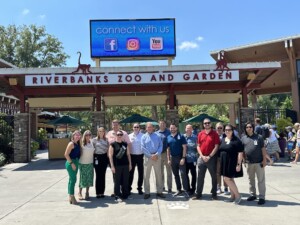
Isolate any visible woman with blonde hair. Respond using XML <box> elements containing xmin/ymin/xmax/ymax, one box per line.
<box><xmin>64</xmin><ymin>130</ymin><xmax>81</xmax><ymax>204</ymax></box>
<box><xmin>78</xmin><ymin>130</ymin><xmax>95</xmax><ymax>200</ymax></box>
<box><xmin>92</xmin><ymin>127</ymin><xmax>109</xmax><ymax>198</ymax></box>
<box><xmin>291</xmin><ymin>123</ymin><xmax>300</xmax><ymax>164</ymax></box>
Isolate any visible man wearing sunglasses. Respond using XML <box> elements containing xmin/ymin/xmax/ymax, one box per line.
<box><xmin>193</xmin><ymin>118</ymin><xmax>220</xmax><ymax>200</ymax></box>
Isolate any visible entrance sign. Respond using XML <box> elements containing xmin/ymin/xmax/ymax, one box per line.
<box><xmin>90</xmin><ymin>19</ymin><xmax>176</xmax><ymax>58</ymax></box>
<box><xmin>25</xmin><ymin>71</ymin><xmax>239</xmax><ymax>86</ymax></box>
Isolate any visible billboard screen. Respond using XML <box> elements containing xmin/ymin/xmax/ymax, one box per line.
<box><xmin>90</xmin><ymin>19</ymin><xmax>176</xmax><ymax>58</ymax></box>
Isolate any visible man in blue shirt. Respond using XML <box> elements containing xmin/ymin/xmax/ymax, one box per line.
<box><xmin>141</xmin><ymin>122</ymin><xmax>165</xmax><ymax>199</ymax></box>
<box><xmin>156</xmin><ymin>120</ymin><xmax>172</xmax><ymax>193</ymax></box>
<box><xmin>184</xmin><ymin>124</ymin><xmax>198</xmax><ymax>195</ymax></box>
<box><xmin>167</xmin><ymin>123</ymin><xmax>189</xmax><ymax>198</ymax></box>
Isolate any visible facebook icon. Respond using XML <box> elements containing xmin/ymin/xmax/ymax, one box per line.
<box><xmin>104</xmin><ymin>38</ymin><xmax>118</xmax><ymax>52</ymax></box>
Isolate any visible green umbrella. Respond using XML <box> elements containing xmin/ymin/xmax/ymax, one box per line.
<box><xmin>120</xmin><ymin>114</ymin><xmax>156</xmax><ymax>124</ymax></box>
<box><xmin>140</xmin><ymin>121</ymin><xmax>159</xmax><ymax>126</ymax></box>
<box><xmin>47</xmin><ymin>115</ymin><xmax>85</xmax><ymax>133</ymax></box>
<box><xmin>183</xmin><ymin>113</ymin><xmax>222</xmax><ymax>123</ymax></box>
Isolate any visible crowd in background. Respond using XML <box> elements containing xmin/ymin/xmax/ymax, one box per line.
<box><xmin>64</xmin><ymin>117</ymin><xmax>299</xmax><ymax>205</ymax></box>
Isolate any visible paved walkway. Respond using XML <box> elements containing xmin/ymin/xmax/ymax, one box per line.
<box><xmin>0</xmin><ymin>150</ymin><xmax>299</xmax><ymax>225</ymax></box>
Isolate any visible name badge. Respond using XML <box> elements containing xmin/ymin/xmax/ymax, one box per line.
<box><xmin>254</xmin><ymin>140</ymin><xmax>258</xmax><ymax>145</ymax></box>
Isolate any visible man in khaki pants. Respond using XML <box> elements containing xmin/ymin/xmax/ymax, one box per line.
<box><xmin>141</xmin><ymin>122</ymin><xmax>166</xmax><ymax>199</ymax></box>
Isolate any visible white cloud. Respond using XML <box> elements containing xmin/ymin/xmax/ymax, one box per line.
<box><xmin>39</xmin><ymin>14</ymin><xmax>46</xmax><ymax>20</ymax></box>
<box><xmin>22</xmin><ymin>9</ymin><xmax>30</xmax><ymax>16</ymax></box>
<box><xmin>196</xmin><ymin>36</ymin><xmax>204</xmax><ymax>41</ymax></box>
<box><xmin>178</xmin><ymin>41</ymin><xmax>199</xmax><ymax>51</ymax></box>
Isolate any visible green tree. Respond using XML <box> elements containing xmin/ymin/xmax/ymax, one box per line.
<box><xmin>0</xmin><ymin>24</ymin><xmax>69</xmax><ymax>67</ymax></box>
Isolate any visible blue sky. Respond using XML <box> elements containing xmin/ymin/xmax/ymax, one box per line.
<box><xmin>1</xmin><ymin>0</ymin><xmax>299</xmax><ymax>67</ymax></box>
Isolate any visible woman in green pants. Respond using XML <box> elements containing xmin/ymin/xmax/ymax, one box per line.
<box><xmin>64</xmin><ymin>130</ymin><xmax>81</xmax><ymax>204</ymax></box>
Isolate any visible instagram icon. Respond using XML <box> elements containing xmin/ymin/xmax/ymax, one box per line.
<box><xmin>127</xmin><ymin>38</ymin><xmax>140</xmax><ymax>51</ymax></box>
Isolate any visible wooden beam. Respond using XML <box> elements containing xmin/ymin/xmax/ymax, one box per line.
<box><xmin>285</xmin><ymin>39</ymin><xmax>297</xmax><ymax>81</ymax></box>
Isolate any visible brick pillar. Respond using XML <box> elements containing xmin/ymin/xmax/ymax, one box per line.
<box><xmin>92</xmin><ymin>111</ymin><xmax>106</xmax><ymax>135</ymax></box>
<box><xmin>240</xmin><ymin>108</ymin><xmax>255</xmax><ymax>127</ymax></box>
<box><xmin>14</xmin><ymin>113</ymin><xmax>30</xmax><ymax>162</ymax></box>
<box><xmin>30</xmin><ymin>112</ymin><xmax>37</xmax><ymax>140</ymax></box>
<box><xmin>166</xmin><ymin>109</ymin><xmax>179</xmax><ymax>127</ymax></box>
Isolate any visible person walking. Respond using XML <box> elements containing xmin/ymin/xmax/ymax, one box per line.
<box><xmin>108</xmin><ymin>130</ymin><xmax>132</xmax><ymax>202</ymax></box>
<box><xmin>167</xmin><ymin>123</ymin><xmax>189</xmax><ymax>198</ymax></box>
<box><xmin>183</xmin><ymin>124</ymin><xmax>198</xmax><ymax>196</ymax></box>
<box><xmin>193</xmin><ymin>118</ymin><xmax>220</xmax><ymax>200</ymax></box>
<box><xmin>291</xmin><ymin>122</ymin><xmax>300</xmax><ymax>164</ymax></box>
<box><xmin>64</xmin><ymin>130</ymin><xmax>81</xmax><ymax>204</ymax></box>
<box><xmin>156</xmin><ymin>120</ymin><xmax>172</xmax><ymax>193</ymax></box>
<box><xmin>219</xmin><ymin>124</ymin><xmax>244</xmax><ymax>205</ymax></box>
<box><xmin>93</xmin><ymin>127</ymin><xmax>109</xmax><ymax>198</ymax></box>
<box><xmin>142</xmin><ymin>122</ymin><xmax>166</xmax><ymax>199</ymax></box>
<box><xmin>128</xmin><ymin>123</ymin><xmax>144</xmax><ymax>195</ymax></box>
<box><xmin>78</xmin><ymin>130</ymin><xmax>95</xmax><ymax>200</ymax></box>
<box><xmin>241</xmin><ymin>122</ymin><xmax>267</xmax><ymax>205</ymax></box>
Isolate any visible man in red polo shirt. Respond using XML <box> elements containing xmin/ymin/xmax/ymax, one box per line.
<box><xmin>192</xmin><ymin>118</ymin><xmax>220</xmax><ymax>200</ymax></box>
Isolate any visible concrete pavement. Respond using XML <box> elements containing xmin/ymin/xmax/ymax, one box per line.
<box><xmin>0</xmin><ymin>150</ymin><xmax>299</xmax><ymax>225</ymax></box>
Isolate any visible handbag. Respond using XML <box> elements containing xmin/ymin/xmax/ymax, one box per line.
<box><xmin>116</xmin><ymin>145</ymin><xmax>127</xmax><ymax>159</ymax></box>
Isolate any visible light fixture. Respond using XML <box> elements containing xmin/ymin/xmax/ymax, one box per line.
<box><xmin>9</xmin><ymin>78</ymin><xmax>18</xmax><ymax>85</ymax></box>
<box><xmin>247</xmin><ymin>72</ymin><xmax>256</xmax><ymax>80</ymax></box>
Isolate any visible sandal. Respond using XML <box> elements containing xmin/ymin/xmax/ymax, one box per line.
<box><xmin>85</xmin><ymin>192</ymin><xmax>90</xmax><ymax>200</ymax></box>
<box><xmin>78</xmin><ymin>193</ymin><xmax>84</xmax><ymax>200</ymax></box>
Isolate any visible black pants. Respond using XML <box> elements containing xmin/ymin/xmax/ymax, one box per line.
<box><xmin>94</xmin><ymin>153</ymin><xmax>108</xmax><ymax>195</ymax></box>
<box><xmin>186</xmin><ymin>162</ymin><xmax>197</xmax><ymax>192</ymax></box>
<box><xmin>114</xmin><ymin>165</ymin><xmax>130</xmax><ymax>198</ymax></box>
<box><xmin>129</xmin><ymin>154</ymin><xmax>144</xmax><ymax>191</ymax></box>
<box><xmin>171</xmin><ymin>156</ymin><xmax>188</xmax><ymax>191</ymax></box>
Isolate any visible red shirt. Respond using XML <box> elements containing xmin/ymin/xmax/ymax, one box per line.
<box><xmin>197</xmin><ymin>129</ymin><xmax>220</xmax><ymax>156</ymax></box>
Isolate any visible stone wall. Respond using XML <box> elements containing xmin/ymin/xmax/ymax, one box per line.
<box><xmin>14</xmin><ymin>113</ymin><xmax>30</xmax><ymax>163</ymax></box>
<box><xmin>166</xmin><ymin>109</ymin><xmax>179</xmax><ymax>126</ymax></box>
<box><xmin>92</xmin><ymin>111</ymin><xmax>106</xmax><ymax>135</ymax></box>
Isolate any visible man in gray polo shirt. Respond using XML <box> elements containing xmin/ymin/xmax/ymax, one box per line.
<box><xmin>241</xmin><ymin>122</ymin><xmax>267</xmax><ymax>205</ymax></box>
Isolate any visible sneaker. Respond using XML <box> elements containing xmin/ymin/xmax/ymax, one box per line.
<box><xmin>234</xmin><ymin>195</ymin><xmax>242</xmax><ymax>205</ymax></box>
<box><xmin>183</xmin><ymin>191</ymin><xmax>190</xmax><ymax>198</ymax></box>
<box><xmin>247</xmin><ymin>195</ymin><xmax>257</xmax><ymax>201</ymax></box>
<box><xmin>173</xmin><ymin>190</ymin><xmax>183</xmax><ymax>197</ymax></box>
<box><xmin>211</xmin><ymin>195</ymin><xmax>218</xmax><ymax>200</ymax></box>
<box><xmin>216</xmin><ymin>188</ymin><xmax>222</xmax><ymax>195</ymax></box>
<box><xmin>192</xmin><ymin>194</ymin><xmax>202</xmax><ymax>200</ymax></box>
<box><xmin>257</xmin><ymin>198</ymin><xmax>265</xmax><ymax>205</ymax></box>
<box><xmin>144</xmin><ymin>194</ymin><xmax>150</xmax><ymax>199</ymax></box>
<box><xmin>224</xmin><ymin>188</ymin><xmax>230</xmax><ymax>195</ymax></box>
<box><xmin>115</xmin><ymin>196</ymin><xmax>123</xmax><ymax>203</ymax></box>
<box><xmin>224</xmin><ymin>197</ymin><xmax>234</xmax><ymax>202</ymax></box>
<box><xmin>156</xmin><ymin>193</ymin><xmax>166</xmax><ymax>198</ymax></box>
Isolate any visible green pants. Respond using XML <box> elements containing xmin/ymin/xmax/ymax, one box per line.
<box><xmin>65</xmin><ymin>158</ymin><xmax>79</xmax><ymax>195</ymax></box>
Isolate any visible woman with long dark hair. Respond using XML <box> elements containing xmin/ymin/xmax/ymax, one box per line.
<box><xmin>219</xmin><ymin>124</ymin><xmax>244</xmax><ymax>205</ymax></box>
<box><xmin>64</xmin><ymin>130</ymin><xmax>81</xmax><ymax>204</ymax></box>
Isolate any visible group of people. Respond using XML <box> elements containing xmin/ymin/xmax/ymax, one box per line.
<box><xmin>64</xmin><ymin>118</ymin><xmax>268</xmax><ymax>206</ymax></box>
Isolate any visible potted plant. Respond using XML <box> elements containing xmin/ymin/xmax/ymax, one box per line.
<box><xmin>30</xmin><ymin>139</ymin><xmax>39</xmax><ymax>158</ymax></box>
<box><xmin>37</xmin><ymin>128</ymin><xmax>48</xmax><ymax>150</ymax></box>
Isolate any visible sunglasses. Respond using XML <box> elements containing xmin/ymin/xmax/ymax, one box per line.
<box><xmin>134</xmin><ymin>126</ymin><xmax>140</xmax><ymax>128</ymax></box>
<box><xmin>217</xmin><ymin>127</ymin><xmax>223</xmax><ymax>129</ymax></box>
<box><xmin>117</xmin><ymin>134</ymin><xmax>123</xmax><ymax>136</ymax></box>
<box><xmin>204</xmin><ymin>122</ymin><xmax>211</xmax><ymax>125</ymax></box>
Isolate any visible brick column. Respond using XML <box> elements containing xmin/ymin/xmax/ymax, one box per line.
<box><xmin>30</xmin><ymin>112</ymin><xmax>37</xmax><ymax>140</ymax></box>
<box><xmin>14</xmin><ymin>113</ymin><xmax>30</xmax><ymax>162</ymax></box>
<box><xmin>240</xmin><ymin>108</ymin><xmax>255</xmax><ymax>127</ymax></box>
<box><xmin>92</xmin><ymin>111</ymin><xmax>106</xmax><ymax>135</ymax></box>
<box><xmin>166</xmin><ymin>109</ymin><xmax>179</xmax><ymax>127</ymax></box>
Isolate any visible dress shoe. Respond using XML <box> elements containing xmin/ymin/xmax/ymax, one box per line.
<box><xmin>138</xmin><ymin>190</ymin><xmax>144</xmax><ymax>195</ymax></box>
<box><xmin>257</xmin><ymin>198</ymin><xmax>265</xmax><ymax>205</ymax></box>
<box><xmin>156</xmin><ymin>193</ymin><xmax>166</xmax><ymax>198</ymax></box>
<box><xmin>173</xmin><ymin>190</ymin><xmax>183</xmax><ymax>197</ymax></box>
<box><xmin>168</xmin><ymin>189</ymin><xmax>172</xmax><ymax>194</ymax></box>
<box><xmin>247</xmin><ymin>195</ymin><xmax>257</xmax><ymax>201</ymax></box>
<box><xmin>192</xmin><ymin>194</ymin><xmax>202</xmax><ymax>200</ymax></box>
<box><xmin>144</xmin><ymin>194</ymin><xmax>150</xmax><ymax>199</ymax></box>
<box><xmin>211</xmin><ymin>195</ymin><xmax>218</xmax><ymax>200</ymax></box>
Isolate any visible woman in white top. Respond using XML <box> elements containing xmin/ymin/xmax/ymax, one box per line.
<box><xmin>78</xmin><ymin>130</ymin><xmax>95</xmax><ymax>200</ymax></box>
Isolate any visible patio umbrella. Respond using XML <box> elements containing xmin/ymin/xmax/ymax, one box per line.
<box><xmin>120</xmin><ymin>114</ymin><xmax>156</xmax><ymax>123</ymax></box>
<box><xmin>140</xmin><ymin>121</ymin><xmax>159</xmax><ymax>126</ymax></box>
<box><xmin>47</xmin><ymin>115</ymin><xmax>85</xmax><ymax>133</ymax></box>
<box><xmin>183</xmin><ymin>113</ymin><xmax>222</xmax><ymax>123</ymax></box>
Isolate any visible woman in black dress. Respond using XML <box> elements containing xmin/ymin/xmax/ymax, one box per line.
<box><xmin>219</xmin><ymin>124</ymin><xmax>244</xmax><ymax>204</ymax></box>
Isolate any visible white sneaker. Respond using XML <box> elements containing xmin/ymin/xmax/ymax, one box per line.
<box><xmin>216</xmin><ymin>188</ymin><xmax>222</xmax><ymax>195</ymax></box>
<box><xmin>224</xmin><ymin>188</ymin><xmax>230</xmax><ymax>195</ymax></box>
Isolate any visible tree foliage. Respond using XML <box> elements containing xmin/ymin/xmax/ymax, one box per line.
<box><xmin>0</xmin><ymin>24</ymin><xmax>69</xmax><ymax>67</ymax></box>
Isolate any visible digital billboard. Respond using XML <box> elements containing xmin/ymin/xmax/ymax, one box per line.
<box><xmin>90</xmin><ymin>19</ymin><xmax>176</xmax><ymax>59</ymax></box>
